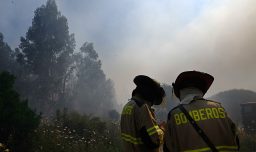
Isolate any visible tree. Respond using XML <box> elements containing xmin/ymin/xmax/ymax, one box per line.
<box><xmin>73</xmin><ymin>42</ymin><xmax>116</xmax><ymax>116</ymax></box>
<box><xmin>31</xmin><ymin>109</ymin><xmax>122</xmax><ymax>152</ymax></box>
<box><xmin>17</xmin><ymin>0</ymin><xmax>75</xmax><ymax>114</ymax></box>
<box><xmin>0</xmin><ymin>71</ymin><xmax>40</xmax><ymax>152</ymax></box>
<box><xmin>0</xmin><ymin>33</ymin><xmax>14</xmax><ymax>73</ymax></box>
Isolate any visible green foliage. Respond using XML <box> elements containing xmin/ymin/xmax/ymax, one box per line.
<box><xmin>0</xmin><ymin>71</ymin><xmax>40</xmax><ymax>152</ymax></box>
<box><xmin>31</xmin><ymin>109</ymin><xmax>122</xmax><ymax>152</ymax></box>
<box><xmin>1</xmin><ymin>0</ymin><xmax>120</xmax><ymax>150</ymax></box>
<box><xmin>17</xmin><ymin>0</ymin><xmax>75</xmax><ymax>114</ymax></box>
<box><xmin>73</xmin><ymin>42</ymin><xmax>116</xmax><ymax>116</ymax></box>
<box><xmin>0</xmin><ymin>32</ymin><xmax>15</xmax><ymax>73</ymax></box>
<box><xmin>15</xmin><ymin>0</ymin><xmax>118</xmax><ymax>118</ymax></box>
<box><xmin>238</xmin><ymin>130</ymin><xmax>256</xmax><ymax>152</ymax></box>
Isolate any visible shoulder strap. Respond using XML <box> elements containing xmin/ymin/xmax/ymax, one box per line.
<box><xmin>178</xmin><ymin>104</ymin><xmax>218</xmax><ymax>152</ymax></box>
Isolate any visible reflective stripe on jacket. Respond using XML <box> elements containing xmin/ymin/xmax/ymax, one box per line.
<box><xmin>164</xmin><ymin>99</ymin><xmax>239</xmax><ymax>152</ymax></box>
<box><xmin>121</xmin><ymin>98</ymin><xmax>164</xmax><ymax>152</ymax></box>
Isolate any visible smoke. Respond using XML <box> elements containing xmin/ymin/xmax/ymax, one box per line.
<box><xmin>106</xmin><ymin>0</ymin><xmax>256</xmax><ymax>103</ymax></box>
<box><xmin>159</xmin><ymin>0</ymin><xmax>256</xmax><ymax>96</ymax></box>
<box><xmin>1</xmin><ymin>0</ymin><xmax>256</xmax><ymax>106</ymax></box>
<box><xmin>0</xmin><ymin>0</ymin><xmax>47</xmax><ymax>47</ymax></box>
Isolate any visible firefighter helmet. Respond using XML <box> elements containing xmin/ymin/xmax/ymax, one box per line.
<box><xmin>133</xmin><ymin>75</ymin><xmax>165</xmax><ymax>105</ymax></box>
<box><xmin>172</xmin><ymin>71</ymin><xmax>214</xmax><ymax>98</ymax></box>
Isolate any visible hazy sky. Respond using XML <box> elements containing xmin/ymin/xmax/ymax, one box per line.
<box><xmin>1</xmin><ymin>0</ymin><xmax>256</xmax><ymax>105</ymax></box>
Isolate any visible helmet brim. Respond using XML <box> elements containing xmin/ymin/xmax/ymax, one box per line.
<box><xmin>173</xmin><ymin>71</ymin><xmax>214</xmax><ymax>98</ymax></box>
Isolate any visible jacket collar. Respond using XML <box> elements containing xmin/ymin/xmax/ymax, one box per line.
<box><xmin>180</xmin><ymin>87</ymin><xmax>204</xmax><ymax>104</ymax></box>
<box><xmin>132</xmin><ymin>95</ymin><xmax>153</xmax><ymax>107</ymax></box>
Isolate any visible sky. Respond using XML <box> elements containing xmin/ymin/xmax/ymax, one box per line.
<box><xmin>1</xmin><ymin>0</ymin><xmax>256</xmax><ymax>105</ymax></box>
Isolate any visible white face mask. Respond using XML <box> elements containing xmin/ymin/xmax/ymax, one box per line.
<box><xmin>179</xmin><ymin>87</ymin><xmax>204</xmax><ymax>104</ymax></box>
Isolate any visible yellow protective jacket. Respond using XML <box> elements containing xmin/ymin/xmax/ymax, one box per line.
<box><xmin>121</xmin><ymin>97</ymin><xmax>164</xmax><ymax>152</ymax></box>
<box><xmin>164</xmin><ymin>98</ymin><xmax>239</xmax><ymax>152</ymax></box>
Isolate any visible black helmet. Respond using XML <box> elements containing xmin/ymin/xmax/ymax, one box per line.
<box><xmin>172</xmin><ymin>71</ymin><xmax>214</xmax><ymax>99</ymax></box>
<box><xmin>133</xmin><ymin>75</ymin><xmax>165</xmax><ymax>105</ymax></box>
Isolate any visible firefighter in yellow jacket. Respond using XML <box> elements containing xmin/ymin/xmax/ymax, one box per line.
<box><xmin>121</xmin><ymin>75</ymin><xmax>166</xmax><ymax>152</ymax></box>
<box><xmin>164</xmin><ymin>71</ymin><xmax>239</xmax><ymax>152</ymax></box>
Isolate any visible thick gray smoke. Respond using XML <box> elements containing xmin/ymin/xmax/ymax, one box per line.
<box><xmin>1</xmin><ymin>0</ymin><xmax>256</xmax><ymax>106</ymax></box>
<box><xmin>109</xmin><ymin>0</ymin><xmax>256</xmax><ymax>104</ymax></box>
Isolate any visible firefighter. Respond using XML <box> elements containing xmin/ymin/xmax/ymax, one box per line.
<box><xmin>164</xmin><ymin>71</ymin><xmax>239</xmax><ymax>152</ymax></box>
<box><xmin>121</xmin><ymin>75</ymin><xmax>166</xmax><ymax>152</ymax></box>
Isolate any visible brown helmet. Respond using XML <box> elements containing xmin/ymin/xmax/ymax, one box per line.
<box><xmin>133</xmin><ymin>75</ymin><xmax>165</xmax><ymax>105</ymax></box>
<box><xmin>172</xmin><ymin>71</ymin><xmax>214</xmax><ymax>98</ymax></box>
